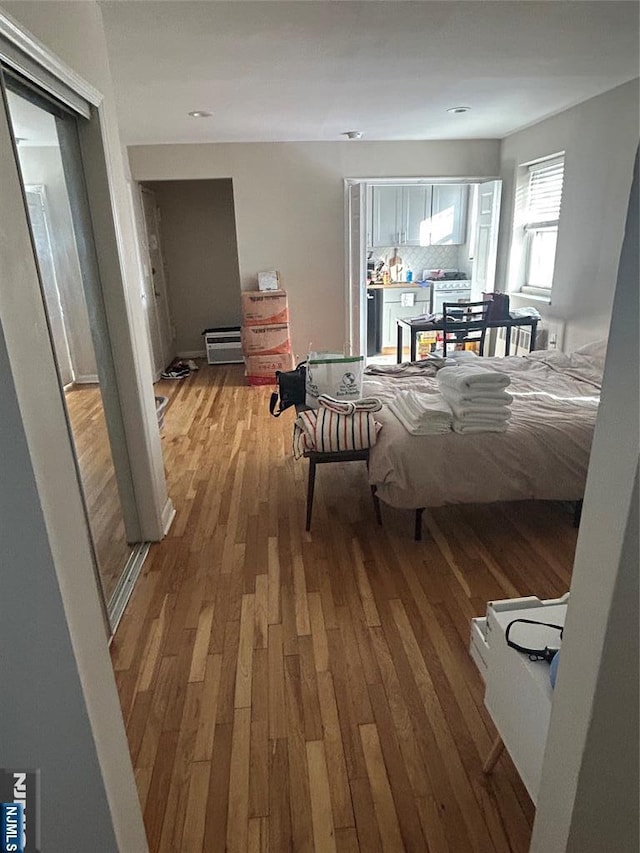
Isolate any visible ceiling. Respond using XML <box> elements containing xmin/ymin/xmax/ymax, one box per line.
<box><xmin>99</xmin><ymin>1</ymin><xmax>640</xmax><ymax>145</ymax></box>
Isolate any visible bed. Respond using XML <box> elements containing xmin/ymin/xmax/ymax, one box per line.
<box><xmin>363</xmin><ymin>342</ymin><xmax>605</xmax><ymax>515</ymax></box>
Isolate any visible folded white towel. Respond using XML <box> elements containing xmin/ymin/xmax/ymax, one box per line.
<box><xmin>452</xmin><ymin>421</ymin><xmax>509</xmax><ymax>434</ymax></box>
<box><xmin>395</xmin><ymin>391</ymin><xmax>452</xmax><ymax>423</ymax></box>
<box><xmin>438</xmin><ymin>365</ymin><xmax>511</xmax><ymax>393</ymax></box>
<box><xmin>389</xmin><ymin>399</ymin><xmax>451</xmax><ymax>435</ymax></box>
<box><xmin>451</xmin><ymin>403</ymin><xmax>511</xmax><ymax>422</ymax></box>
<box><xmin>439</xmin><ymin>386</ymin><xmax>514</xmax><ymax>406</ymax></box>
<box><xmin>439</xmin><ymin>384</ymin><xmax>513</xmax><ymax>412</ymax></box>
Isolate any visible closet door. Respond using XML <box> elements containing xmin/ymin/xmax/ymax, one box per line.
<box><xmin>2</xmin><ymin>75</ymin><xmax>142</xmax><ymax>618</ymax></box>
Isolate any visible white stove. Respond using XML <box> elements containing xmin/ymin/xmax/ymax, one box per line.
<box><xmin>431</xmin><ymin>279</ymin><xmax>472</xmax><ymax>314</ymax></box>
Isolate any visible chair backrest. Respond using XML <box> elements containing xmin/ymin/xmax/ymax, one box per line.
<box><xmin>441</xmin><ymin>300</ymin><xmax>492</xmax><ymax>356</ymax></box>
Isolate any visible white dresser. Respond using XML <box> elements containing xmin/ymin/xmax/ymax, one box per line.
<box><xmin>470</xmin><ymin>594</ymin><xmax>569</xmax><ymax>803</ymax></box>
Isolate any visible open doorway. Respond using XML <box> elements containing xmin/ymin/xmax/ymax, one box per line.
<box><xmin>345</xmin><ymin>178</ymin><xmax>502</xmax><ymax>362</ymax></box>
<box><xmin>134</xmin><ymin>178</ymin><xmax>243</xmax><ymax>378</ymax></box>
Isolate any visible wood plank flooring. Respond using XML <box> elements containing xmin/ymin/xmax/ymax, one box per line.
<box><xmin>111</xmin><ymin>363</ymin><xmax>577</xmax><ymax>852</ymax></box>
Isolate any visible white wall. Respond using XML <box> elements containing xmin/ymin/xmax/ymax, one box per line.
<box><xmin>496</xmin><ymin>79</ymin><xmax>639</xmax><ymax>352</ymax></box>
<box><xmin>532</xmin><ymin>148</ymin><xmax>639</xmax><ymax>852</ymax></box>
<box><xmin>129</xmin><ymin>140</ymin><xmax>500</xmax><ymax>358</ymax></box>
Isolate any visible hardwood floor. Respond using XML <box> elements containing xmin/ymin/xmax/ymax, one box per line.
<box><xmin>65</xmin><ymin>383</ymin><xmax>134</xmax><ymax>602</ymax></box>
<box><xmin>111</xmin><ymin>363</ymin><xmax>577</xmax><ymax>852</ymax></box>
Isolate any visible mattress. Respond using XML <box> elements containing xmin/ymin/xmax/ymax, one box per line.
<box><xmin>363</xmin><ymin>344</ymin><xmax>604</xmax><ymax>509</ymax></box>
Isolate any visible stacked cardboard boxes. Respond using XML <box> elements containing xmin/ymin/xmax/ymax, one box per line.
<box><xmin>241</xmin><ymin>290</ymin><xmax>293</xmax><ymax>385</ymax></box>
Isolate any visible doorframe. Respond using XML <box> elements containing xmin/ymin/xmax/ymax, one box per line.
<box><xmin>344</xmin><ymin>175</ymin><xmax>502</xmax><ymax>358</ymax></box>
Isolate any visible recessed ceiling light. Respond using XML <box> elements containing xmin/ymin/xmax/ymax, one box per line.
<box><xmin>188</xmin><ymin>110</ymin><xmax>213</xmax><ymax>118</ymax></box>
<box><xmin>342</xmin><ymin>130</ymin><xmax>363</xmax><ymax>140</ymax></box>
<box><xmin>447</xmin><ymin>107</ymin><xmax>471</xmax><ymax>114</ymax></box>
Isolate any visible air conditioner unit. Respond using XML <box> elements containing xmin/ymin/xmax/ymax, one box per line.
<box><xmin>203</xmin><ymin>326</ymin><xmax>243</xmax><ymax>364</ymax></box>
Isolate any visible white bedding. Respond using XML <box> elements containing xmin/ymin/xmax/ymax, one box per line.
<box><xmin>363</xmin><ymin>346</ymin><xmax>604</xmax><ymax>509</ymax></box>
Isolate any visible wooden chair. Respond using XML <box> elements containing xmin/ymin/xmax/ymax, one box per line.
<box><xmin>442</xmin><ymin>300</ymin><xmax>492</xmax><ymax>357</ymax></box>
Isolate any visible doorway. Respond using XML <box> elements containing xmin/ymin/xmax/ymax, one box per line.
<box><xmin>3</xmin><ymin>76</ymin><xmax>145</xmax><ymax>625</ymax></box>
<box><xmin>138</xmin><ymin>179</ymin><xmax>243</xmax><ymax>367</ymax></box>
<box><xmin>345</xmin><ymin>178</ymin><xmax>502</xmax><ymax>361</ymax></box>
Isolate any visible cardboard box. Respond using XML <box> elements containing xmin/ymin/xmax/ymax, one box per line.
<box><xmin>241</xmin><ymin>323</ymin><xmax>291</xmax><ymax>356</ymax></box>
<box><xmin>245</xmin><ymin>352</ymin><xmax>294</xmax><ymax>386</ymax></box>
<box><xmin>258</xmin><ymin>270</ymin><xmax>280</xmax><ymax>291</ymax></box>
<box><xmin>241</xmin><ymin>290</ymin><xmax>289</xmax><ymax>327</ymax></box>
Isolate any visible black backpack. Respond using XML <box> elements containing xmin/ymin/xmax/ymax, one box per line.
<box><xmin>269</xmin><ymin>361</ymin><xmax>307</xmax><ymax>417</ymax></box>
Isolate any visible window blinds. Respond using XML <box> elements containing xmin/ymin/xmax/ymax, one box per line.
<box><xmin>527</xmin><ymin>156</ymin><xmax>565</xmax><ymax>224</ymax></box>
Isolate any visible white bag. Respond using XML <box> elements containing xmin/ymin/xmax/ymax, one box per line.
<box><xmin>305</xmin><ymin>352</ymin><xmax>364</xmax><ymax>409</ymax></box>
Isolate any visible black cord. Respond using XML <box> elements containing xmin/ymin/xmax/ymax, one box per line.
<box><xmin>505</xmin><ymin>618</ymin><xmax>564</xmax><ymax>663</ymax></box>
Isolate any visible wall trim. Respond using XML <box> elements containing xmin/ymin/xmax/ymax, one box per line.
<box><xmin>74</xmin><ymin>374</ymin><xmax>99</xmax><ymax>385</ymax></box>
<box><xmin>0</xmin><ymin>10</ymin><xmax>102</xmax><ymax>108</ymax></box>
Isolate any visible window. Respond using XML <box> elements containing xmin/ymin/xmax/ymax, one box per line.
<box><xmin>522</xmin><ymin>155</ymin><xmax>564</xmax><ymax>292</ymax></box>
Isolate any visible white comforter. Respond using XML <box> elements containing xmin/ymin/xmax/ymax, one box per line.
<box><xmin>363</xmin><ymin>346</ymin><xmax>604</xmax><ymax>509</ymax></box>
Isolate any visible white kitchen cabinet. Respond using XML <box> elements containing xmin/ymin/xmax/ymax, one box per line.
<box><xmin>400</xmin><ymin>185</ymin><xmax>431</xmax><ymax>246</ymax></box>
<box><xmin>381</xmin><ymin>287</ymin><xmax>431</xmax><ymax>348</ymax></box>
<box><xmin>370</xmin><ymin>183</ymin><xmax>467</xmax><ymax>247</ymax></box>
<box><xmin>371</xmin><ymin>185</ymin><xmax>401</xmax><ymax>247</ymax></box>
<box><xmin>428</xmin><ymin>184</ymin><xmax>468</xmax><ymax>245</ymax></box>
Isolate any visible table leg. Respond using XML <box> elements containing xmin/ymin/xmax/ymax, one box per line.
<box><xmin>414</xmin><ymin>507</ymin><xmax>425</xmax><ymax>541</ymax></box>
<box><xmin>530</xmin><ymin>320</ymin><xmax>538</xmax><ymax>352</ymax></box>
<box><xmin>410</xmin><ymin>329</ymin><xmax>417</xmax><ymax>362</ymax></box>
<box><xmin>397</xmin><ymin>322</ymin><xmax>403</xmax><ymax>364</ymax></box>
<box><xmin>305</xmin><ymin>458</ymin><xmax>317</xmax><ymax>532</ymax></box>
<box><xmin>505</xmin><ymin>327</ymin><xmax>511</xmax><ymax>357</ymax></box>
<box><xmin>483</xmin><ymin>735</ymin><xmax>505</xmax><ymax>774</ymax></box>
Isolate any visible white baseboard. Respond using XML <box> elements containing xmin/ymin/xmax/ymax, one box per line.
<box><xmin>177</xmin><ymin>350</ymin><xmax>206</xmax><ymax>359</ymax></box>
<box><xmin>161</xmin><ymin>498</ymin><xmax>176</xmax><ymax>536</ymax></box>
<box><xmin>74</xmin><ymin>374</ymin><xmax>99</xmax><ymax>384</ymax></box>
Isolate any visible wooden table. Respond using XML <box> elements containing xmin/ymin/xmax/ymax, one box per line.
<box><xmin>396</xmin><ymin>315</ymin><xmax>539</xmax><ymax>363</ymax></box>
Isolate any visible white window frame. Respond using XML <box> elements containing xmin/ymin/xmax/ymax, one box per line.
<box><xmin>520</xmin><ymin>154</ymin><xmax>565</xmax><ymax>297</ymax></box>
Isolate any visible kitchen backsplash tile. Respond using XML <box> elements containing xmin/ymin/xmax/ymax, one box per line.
<box><xmin>371</xmin><ymin>244</ymin><xmax>462</xmax><ymax>276</ymax></box>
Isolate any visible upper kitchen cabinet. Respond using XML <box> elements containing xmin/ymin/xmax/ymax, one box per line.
<box><xmin>371</xmin><ymin>185</ymin><xmax>401</xmax><ymax>246</ymax></box>
<box><xmin>428</xmin><ymin>184</ymin><xmax>468</xmax><ymax>245</ymax></box>
<box><xmin>401</xmin><ymin>185</ymin><xmax>432</xmax><ymax>245</ymax></box>
<box><xmin>370</xmin><ymin>185</ymin><xmax>431</xmax><ymax>247</ymax></box>
<box><xmin>369</xmin><ymin>183</ymin><xmax>467</xmax><ymax>247</ymax></box>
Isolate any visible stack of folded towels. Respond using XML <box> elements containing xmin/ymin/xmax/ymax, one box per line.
<box><xmin>388</xmin><ymin>390</ymin><xmax>452</xmax><ymax>435</ymax></box>
<box><xmin>437</xmin><ymin>364</ymin><xmax>512</xmax><ymax>434</ymax></box>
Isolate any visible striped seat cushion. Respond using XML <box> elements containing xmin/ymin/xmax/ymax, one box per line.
<box><xmin>293</xmin><ymin>408</ymin><xmax>381</xmax><ymax>459</ymax></box>
<box><xmin>314</xmin><ymin>407</ymin><xmax>379</xmax><ymax>453</ymax></box>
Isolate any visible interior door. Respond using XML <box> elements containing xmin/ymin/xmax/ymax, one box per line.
<box><xmin>471</xmin><ymin>180</ymin><xmax>502</xmax><ymax>297</ymax></box>
<box><xmin>129</xmin><ymin>183</ymin><xmax>163</xmax><ymax>376</ymax></box>
<box><xmin>140</xmin><ymin>186</ymin><xmax>174</xmax><ymax>369</ymax></box>
<box><xmin>346</xmin><ymin>180</ymin><xmax>366</xmax><ymax>356</ymax></box>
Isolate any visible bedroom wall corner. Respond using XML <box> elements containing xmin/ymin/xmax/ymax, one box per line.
<box><xmin>495</xmin><ymin>78</ymin><xmax>639</xmax><ymax>353</ymax></box>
